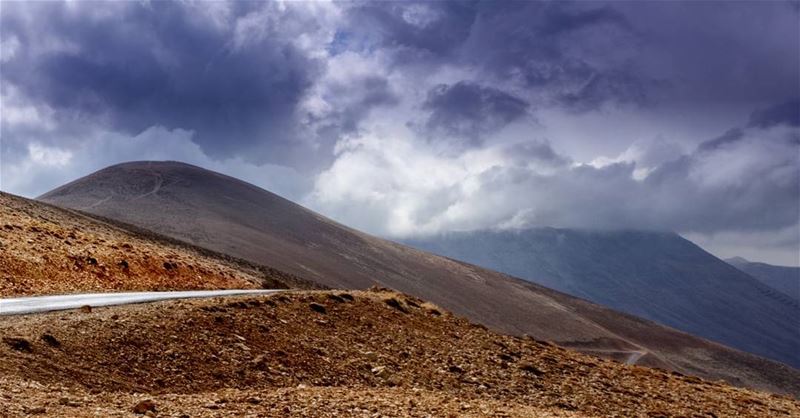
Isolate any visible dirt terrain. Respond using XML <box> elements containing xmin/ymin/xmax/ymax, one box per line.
<box><xmin>0</xmin><ymin>192</ymin><xmax>313</xmax><ymax>297</ymax></box>
<box><xmin>2</xmin><ymin>289</ymin><xmax>798</xmax><ymax>417</ymax></box>
<box><xmin>37</xmin><ymin>161</ymin><xmax>800</xmax><ymax>396</ymax></box>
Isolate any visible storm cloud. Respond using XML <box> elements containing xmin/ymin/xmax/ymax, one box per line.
<box><xmin>1</xmin><ymin>1</ymin><xmax>798</xmax><ymax>265</ymax></box>
<box><xmin>421</xmin><ymin>81</ymin><xmax>529</xmax><ymax>145</ymax></box>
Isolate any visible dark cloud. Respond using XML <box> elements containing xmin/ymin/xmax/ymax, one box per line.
<box><xmin>1</xmin><ymin>2</ymin><xmax>343</xmax><ymax>167</ymax></box>
<box><xmin>696</xmin><ymin>129</ymin><xmax>745</xmax><ymax>152</ymax></box>
<box><xmin>343</xmin><ymin>2</ymin><xmax>478</xmax><ymax>59</ymax></box>
<box><xmin>699</xmin><ymin>99</ymin><xmax>800</xmax><ymax>152</ymax></box>
<box><xmin>421</xmin><ymin>81</ymin><xmax>529</xmax><ymax>144</ymax></box>
<box><xmin>748</xmin><ymin>99</ymin><xmax>800</xmax><ymax>128</ymax></box>
<box><xmin>306</xmin><ymin>76</ymin><xmax>398</xmax><ymax>143</ymax></box>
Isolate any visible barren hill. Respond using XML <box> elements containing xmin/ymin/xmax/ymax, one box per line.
<box><xmin>2</xmin><ymin>290</ymin><xmax>799</xmax><ymax>417</ymax></box>
<box><xmin>403</xmin><ymin>229</ymin><xmax>800</xmax><ymax>368</ymax></box>
<box><xmin>0</xmin><ymin>191</ymin><xmax>311</xmax><ymax>297</ymax></box>
<box><xmin>38</xmin><ymin>161</ymin><xmax>800</xmax><ymax>396</ymax></box>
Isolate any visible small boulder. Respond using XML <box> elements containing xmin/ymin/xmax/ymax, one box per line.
<box><xmin>519</xmin><ymin>362</ymin><xmax>545</xmax><ymax>376</ymax></box>
<box><xmin>448</xmin><ymin>365</ymin><xmax>464</xmax><ymax>374</ymax></box>
<box><xmin>58</xmin><ymin>397</ymin><xmax>81</xmax><ymax>407</ymax></box>
<box><xmin>384</xmin><ymin>298</ymin><xmax>408</xmax><ymax>313</ymax></box>
<box><xmin>132</xmin><ymin>400</ymin><xmax>157</xmax><ymax>414</ymax></box>
<box><xmin>40</xmin><ymin>333</ymin><xmax>61</xmax><ymax>348</ymax></box>
<box><xmin>25</xmin><ymin>407</ymin><xmax>46</xmax><ymax>415</ymax></box>
<box><xmin>309</xmin><ymin>303</ymin><xmax>326</xmax><ymax>314</ymax></box>
<box><xmin>371</xmin><ymin>366</ymin><xmax>392</xmax><ymax>379</ymax></box>
<box><xmin>3</xmin><ymin>337</ymin><xmax>32</xmax><ymax>352</ymax></box>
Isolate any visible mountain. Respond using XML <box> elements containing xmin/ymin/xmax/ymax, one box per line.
<box><xmin>727</xmin><ymin>257</ymin><xmax>800</xmax><ymax>301</ymax></box>
<box><xmin>2</xmin><ymin>289</ymin><xmax>798</xmax><ymax>417</ymax></box>
<box><xmin>403</xmin><ymin>229</ymin><xmax>800</xmax><ymax>369</ymax></box>
<box><xmin>38</xmin><ymin>161</ymin><xmax>800</xmax><ymax>395</ymax></box>
<box><xmin>0</xmin><ymin>191</ymin><xmax>310</xmax><ymax>297</ymax></box>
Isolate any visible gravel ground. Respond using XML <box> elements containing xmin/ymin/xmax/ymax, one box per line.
<box><xmin>2</xmin><ymin>290</ymin><xmax>797</xmax><ymax>417</ymax></box>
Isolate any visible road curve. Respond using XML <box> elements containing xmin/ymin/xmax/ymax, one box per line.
<box><xmin>0</xmin><ymin>289</ymin><xmax>282</xmax><ymax>316</ymax></box>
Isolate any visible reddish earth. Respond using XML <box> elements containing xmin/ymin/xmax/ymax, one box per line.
<box><xmin>0</xmin><ymin>192</ymin><xmax>313</xmax><ymax>297</ymax></box>
<box><xmin>2</xmin><ymin>290</ymin><xmax>798</xmax><ymax>417</ymax></box>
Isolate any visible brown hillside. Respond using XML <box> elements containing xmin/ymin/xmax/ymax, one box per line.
<box><xmin>38</xmin><ymin>161</ymin><xmax>800</xmax><ymax>396</ymax></box>
<box><xmin>2</xmin><ymin>290</ymin><xmax>799</xmax><ymax>417</ymax></box>
<box><xmin>0</xmin><ymin>192</ymin><xmax>311</xmax><ymax>297</ymax></box>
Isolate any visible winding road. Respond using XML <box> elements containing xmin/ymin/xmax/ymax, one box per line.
<box><xmin>0</xmin><ymin>290</ymin><xmax>282</xmax><ymax>316</ymax></box>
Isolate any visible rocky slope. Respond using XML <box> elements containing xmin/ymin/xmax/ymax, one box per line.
<box><xmin>403</xmin><ymin>229</ymin><xmax>800</xmax><ymax>368</ymax></box>
<box><xmin>0</xmin><ymin>192</ymin><xmax>311</xmax><ymax>297</ymax></box>
<box><xmin>37</xmin><ymin>161</ymin><xmax>800</xmax><ymax>396</ymax></box>
<box><xmin>2</xmin><ymin>290</ymin><xmax>798</xmax><ymax>417</ymax></box>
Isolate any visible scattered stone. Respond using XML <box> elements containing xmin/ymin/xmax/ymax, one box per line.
<box><xmin>118</xmin><ymin>260</ymin><xmax>129</xmax><ymax>270</ymax></box>
<box><xmin>372</xmin><ymin>366</ymin><xmax>393</xmax><ymax>379</ymax></box>
<box><xmin>58</xmin><ymin>397</ymin><xmax>82</xmax><ymax>407</ymax></box>
<box><xmin>384</xmin><ymin>298</ymin><xmax>408</xmax><ymax>313</ymax></box>
<box><xmin>40</xmin><ymin>333</ymin><xmax>61</xmax><ymax>348</ymax></box>
<box><xmin>326</xmin><ymin>294</ymin><xmax>345</xmax><ymax>303</ymax></box>
<box><xmin>309</xmin><ymin>303</ymin><xmax>327</xmax><ymax>314</ymax></box>
<box><xmin>338</xmin><ymin>293</ymin><xmax>355</xmax><ymax>301</ymax></box>
<box><xmin>519</xmin><ymin>362</ymin><xmax>545</xmax><ymax>376</ymax></box>
<box><xmin>132</xmin><ymin>399</ymin><xmax>157</xmax><ymax>414</ymax></box>
<box><xmin>3</xmin><ymin>337</ymin><xmax>32</xmax><ymax>352</ymax></box>
<box><xmin>26</xmin><ymin>406</ymin><xmax>47</xmax><ymax>415</ymax></box>
<box><xmin>448</xmin><ymin>365</ymin><xmax>464</xmax><ymax>374</ymax></box>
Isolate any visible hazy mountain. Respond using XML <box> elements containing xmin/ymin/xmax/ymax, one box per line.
<box><xmin>403</xmin><ymin>229</ymin><xmax>800</xmax><ymax>369</ymax></box>
<box><xmin>38</xmin><ymin>161</ymin><xmax>800</xmax><ymax>395</ymax></box>
<box><xmin>727</xmin><ymin>257</ymin><xmax>800</xmax><ymax>301</ymax></box>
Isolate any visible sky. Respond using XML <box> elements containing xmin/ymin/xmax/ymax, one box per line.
<box><xmin>1</xmin><ymin>1</ymin><xmax>798</xmax><ymax>266</ymax></box>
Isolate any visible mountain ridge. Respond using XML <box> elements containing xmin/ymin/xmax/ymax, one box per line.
<box><xmin>37</xmin><ymin>160</ymin><xmax>800</xmax><ymax>396</ymax></box>
<box><xmin>402</xmin><ymin>228</ymin><xmax>800</xmax><ymax>368</ymax></box>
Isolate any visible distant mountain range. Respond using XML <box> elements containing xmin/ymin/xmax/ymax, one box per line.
<box><xmin>37</xmin><ymin>161</ymin><xmax>800</xmax><ymax>395</ymax></box>
<box><xmin>403</xmin><ymin>229</ymin><xmax>800</xmax><ymax>369</ymax></box>
<box><xmin>727</xmin><ymin>257</ymin><xmax>799</xmax><ymax>301</ymax></box>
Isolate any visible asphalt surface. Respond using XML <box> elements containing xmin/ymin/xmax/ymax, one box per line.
<box><xmin>0</xmin><ymin>289</ymin><xmax>282</xmax><ymax>315</ymax></box>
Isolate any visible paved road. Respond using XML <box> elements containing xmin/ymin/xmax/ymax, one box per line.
<box><xmin>0</xmin><ymin>289</ymin><xmax>282</xmax><ymax>316</ymax></box>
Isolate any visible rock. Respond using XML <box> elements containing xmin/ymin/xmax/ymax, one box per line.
<box><xmin>309</xmin><ymin>303</ymin><xmax>326</xmax><ymax>314</ymax></box>
<box><xmin>3</xmin><ymin>337</ymin><xmax>32</xmax><ymax>352</ymax></box>
<box><xmin>25</xmin><ymin>406</ymin><xmax>46</xmax><ymax>415</ymax></box>
<box><xmin>79</xmin><ymin>305</ymin><xmax>92</xmax><ymax>313</ymax></box>
<box><xmin>132</xmin><ymin>399</ymin><xmax>157</xmax><ymax>414</ymax></box>
<box><xmin>384</xmin><ymin>298</ymin><xmax>408</xmax><ymax>313</ymax></box>
<box><xmin>40</xmin><ymin>333</ymin><xmax>61</xmax><ymax>348</ymax></box>
<box><xmin>58</xmin><ymin>397</ymin><xmax>82</xmax><ymax>407</ymax></box>
<box><xmin>448</xmin><ymin>365</ymin><xmax>464</xmax><ymax>374</ymax></box>
<box><xmin>371</xmin><ymin>366</ymin><xmax>393</xmax><ymax>379</ymax></box>
<box><xmin>519</xmin><ymin>362</ymin><xmax>545</xmax><ymax>376</ymax></box>
<box><xmin>326</xmin><ymin>294</ymin><xmax>345</xmax><ymax>303</ymax></box>
<box><xmin>363</xmin><ymin>351</ymin><xmax>379</xmax><ymax>362</ymax></box>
